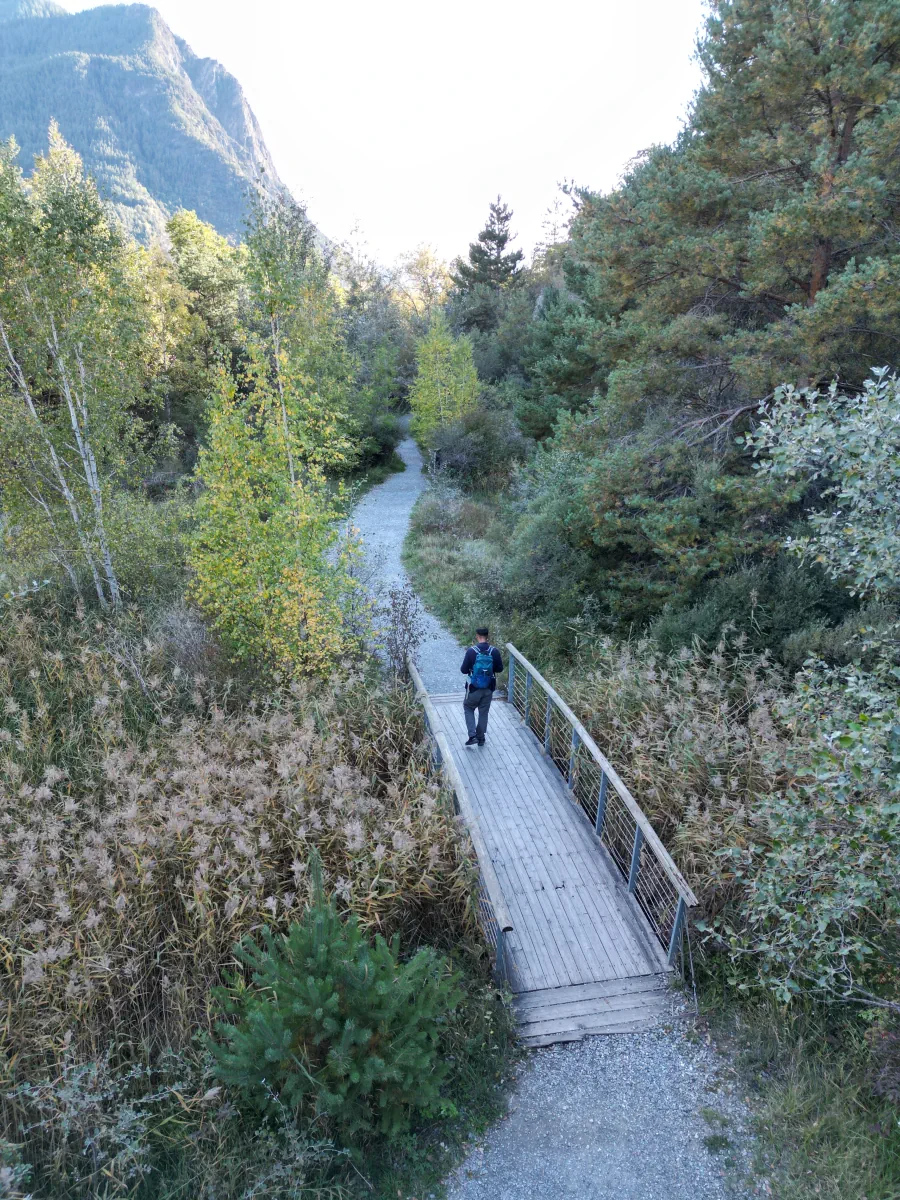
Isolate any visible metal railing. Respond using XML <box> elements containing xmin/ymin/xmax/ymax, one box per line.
<box><xmin>506</xmin><ymin>643</ymin><xmax>697</xmax><ymax>967</ymax></box>
<box><xmin>408</xmin><ymin>659</ymin><xmax>514</xmax><ymax>987</ymax></box>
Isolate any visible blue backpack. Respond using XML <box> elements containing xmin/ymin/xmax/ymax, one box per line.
<box><xmin>469</xmin><ymin>644</ymin><xmax>496</xmax><ymax>690</ymax></box>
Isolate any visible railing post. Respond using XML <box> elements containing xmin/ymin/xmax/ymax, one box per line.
<box><xmin>508</xmin><ymin>656</ymin><xmax>516</xmax><ymax>706</ymax></box>
<box><xmin>543</xmin><ymin>696</ymin><xmax>552</xmax><ymax>755</ymax></box>
<box><xmin>495</xmin><ymin>928</ymin><xmax>506</xmax><ymax>984</ymax></box>
<box><xmin>627</xmin><ymin>826</ymin><xmax>644</xmax><ymax>893</ymax></box>
<box><xmin>667</xmin><ymin>896</ymin><xmax>687</xmax><ymax>967</ymax></box>
<box><xmin>595</xmin><ymin>771</ymin><xmax>608</xmax><ymax>835</ymax></box>
<box><xmin>524</xmin><ymin>673</ymin><xmax>532</xmax><ymax>729</ymax></box>
<box><xmin>568</xmin><ymin>728</ymin><xmax>580</xmax><ymax>789</ymax></box>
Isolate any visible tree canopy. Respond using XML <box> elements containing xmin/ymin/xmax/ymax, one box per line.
<box><xmin>451</xmin><ymin>197</ymin><xmax>523</xmax><ymax>292</ymax></box>
<box><xmin>409</xmin><ymin>314</ymin><xmax>479</xmax><ymax>446</ymax></box>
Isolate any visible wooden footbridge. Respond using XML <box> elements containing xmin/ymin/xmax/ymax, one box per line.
<box><xmin>410</xmin><ymin>645</ymin><xmax>697</xmax><ymax>1047</ymax></box>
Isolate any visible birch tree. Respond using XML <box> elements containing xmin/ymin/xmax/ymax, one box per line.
<box><xmin>190</xmin><ymin>360</ymin><xmax>360</xmax><ymax>674</ymax></box>
<box><xmin>244</xmin><ymin>192</ymin><xmax>355</xmax><ymax>478</ymax></box>
<box><xmin>0</xmin><ymin>128</ymin><xmax>162</xmax><ymax>608</ymax></box>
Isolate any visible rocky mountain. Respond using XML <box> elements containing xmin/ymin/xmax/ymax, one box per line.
<box><xmin>0</xmin><ymin>2</ymin><xmax>282</xmax><ymax>242</ymax></box>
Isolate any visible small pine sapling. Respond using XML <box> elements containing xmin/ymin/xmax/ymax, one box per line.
<box><xmin>209</xmin><ymin>853</ymin><xmax>462</xmax><ymax>1142</ymax></box>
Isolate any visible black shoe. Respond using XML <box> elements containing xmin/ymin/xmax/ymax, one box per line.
<box><xmin>465</xmin><ymin>736</ymin><xmax>478</xmax><ymax>747</ymax></box>
<box><xmin>477</xmin><ymin>739</ymin><xmax>486</xmax><ymax>747</ymax></box>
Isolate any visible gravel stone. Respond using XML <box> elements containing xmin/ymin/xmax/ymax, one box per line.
<box><xmin>446</xmin><ymin>1019</ymin><xmax>763</xmax><ymax>1200</ymax></box>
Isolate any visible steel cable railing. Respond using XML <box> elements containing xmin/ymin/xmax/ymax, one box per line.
<box><xmin>507</xmin><ymin>643</ymin><xmax>697</xmax><ymax>966</ymax></box>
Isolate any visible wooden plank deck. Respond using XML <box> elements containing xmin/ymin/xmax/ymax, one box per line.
<box><xmin>427</xmin><ymin>693</ymin><xmax>671</xmax><ymax>1044</ymax></box>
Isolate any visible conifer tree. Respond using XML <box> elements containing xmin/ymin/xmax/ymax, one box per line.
<box><xmin>451</xmin><ymin>197</ymin><xmax>524</xmax><ymax>291</ymax></box>
<box><xmin>408</xmin><ymin>314</ymin><xmax>479</xmax><ymax>445</ymax></box>
<box><xmin>498</xmin><ymin>0</ymin><xmax>900</xmax><ymax>633</ymax></box>
<box><xmin>545</xmin><ymin>0</ymin><xmax>900</xmax><ymax>421</ymax></box>
<box><xmin>210</xmin><ymin>852</ymin><xmax>461</xmax><ymax>1141</ymax></box>
<box><xmin>695</xmin><ymin>0</ymin><xmax>900</xmax><ymax>312</ymax></box>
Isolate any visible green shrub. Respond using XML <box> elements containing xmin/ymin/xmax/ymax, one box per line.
<box><xmin>5</xmin><ymin>1048</ymin><xmax>343</xmax><ymax>1200</ymax></box>
<box><xmin>780</xmin><ymin>601</ymin><xmax>899</xmax><ymax>672</ymax></box>
<box><xmin>717</xmin><ymin>627</ymin><xmax>900</xmax><ymax>1011</ymax></box>
<box><xmin>490</xmin><ymin>417</ymin><xmax>807</xmax><ymax>637</ymax></box>
<box><xmin>105</xmin><ymin>491</ymin><xmax>193</xmax><ymax>604</ymax></box>
<box><xmin>210</xmin><ymin>864</ymin><xmax>462</xmax><ymax>1142</ymax></box>
<box><xmin>433</xmin><ymin>406</ymin><xmax>532</xmax><ymax>490</ymax></box>
<box><xmin>649</xmin><ymin>557</ymin><xmax>857</xmax><ymax>665</ymax></box>
<box><xmin>1</xmin><ymin>490</ymin><xmax>193</xmax><ymax>615</ymax></box>
<box><xmin>355</xmin><ymin>411</ymin><xmax>405</xmax><ymax>470</ymax></box>
<box><xmin>407</xmin><ymin>479</ymin><xmax>489</xmax><ymax>539</ymax></box>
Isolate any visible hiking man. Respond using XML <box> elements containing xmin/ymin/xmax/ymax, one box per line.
<box><xmin>461</xmin><ymin>628</ymin><xmax>504</xmax><ymax>748</ymax></box>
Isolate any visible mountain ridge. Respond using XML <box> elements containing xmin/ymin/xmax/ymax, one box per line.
<box><xmin>0</xmin><ymin>2</ymin><xmax>282</xmax><ymax>242</ymax></box>
<box><xmin>0</xmin><ymin>1</ymin><xmax>67</xmax><ymax>19</ymax></box>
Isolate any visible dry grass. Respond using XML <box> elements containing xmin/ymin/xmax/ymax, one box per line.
<box><xmin>402</xmin><ymin>486</ymin><xmax>510</xmax><ymax>648</ymax></box>
<box><xmin>561</xmin><ymin>632</ymin><xmax>788</xmax><ymax>912</ymax></box>
<box><xmin>0</xmin><ymin>605</ymin><xmax>475</xmax><ymax>1086</ymax></box>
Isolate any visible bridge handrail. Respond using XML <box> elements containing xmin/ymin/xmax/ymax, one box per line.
<box><xmin>506</xmin><ymin>643</ymin><xmax>697</xmax><ymax>963</ymax></box>
<box><xmin>506</xmin><ymin>643</ymin><xmax>696</xmax><ymax>906</ymax></box>
<box><xmin>408</xmin><ymin>659</ymin><xmax>514</xmax><ymax>982</ymax></box>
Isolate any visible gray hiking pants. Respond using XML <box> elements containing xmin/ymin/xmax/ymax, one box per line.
<box><xmin>464</xmin><ymin>687</ymin><xmax>493</xmax><ymax>741</ymax></box>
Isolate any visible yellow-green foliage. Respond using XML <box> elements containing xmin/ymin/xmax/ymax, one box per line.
<box><xmin>189</xmin><ymin>356</ymin><xmax>360</xmax><ymax>675</ymax></box>
<box><xmin>409</xmin><ymin>313</ymin><xmax>478</xmax><ymax>445</ymax></box>
<box><xmin>0</xmin><ymin>130</ymin><xmax>173</xmax><ymax>609</ymax></box>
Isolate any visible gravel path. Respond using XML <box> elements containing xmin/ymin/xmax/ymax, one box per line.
<box><xmin>446</xmin><ymin>1022</ymin><xmax>762</xmax><ymax>1200</ymax></box>
<box><xmin>353</xmin><ymin>443</ymin><xmax>762</xmax><ymax>1200</ymax></box>
<box><xmin>352</xmin><ymin>433</ymin><xmax>466</xmax><ymax>694</ymax></box>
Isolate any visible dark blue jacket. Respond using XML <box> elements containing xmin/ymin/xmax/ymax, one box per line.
<box><xmin>461</xmin><ymin>642</ymin><xmax>504</xmax><ymax>691</ymax></box>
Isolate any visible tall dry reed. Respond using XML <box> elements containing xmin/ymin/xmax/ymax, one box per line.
<box><xmin>562</xmin><ymin>631</ymin><xmax>788</xmax><ymax>912</ymax></box>
<box><xmin>0</xmin><ymin>607</ymin><xmax>475</xmax><ymax>1084</ymax></box>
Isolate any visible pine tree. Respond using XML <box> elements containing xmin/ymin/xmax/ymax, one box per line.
<box><xmin>484</xmin><ymin>0</ymin><xmax>900</xmax><ymax>639</ymax></box>
<box><xmin>451</xmin><ymin>196</ymin><xmax>524</xmax><ymax>291</ymax></box>
<box><xmin>209</xmin><ymin>853</ymin><xmax>461</xmax><ymax>1141</ymax></box>
<box><xmin>546</xmin><ymin>0</ymin><xmax>900</xmax><ymax>421</ymax></box>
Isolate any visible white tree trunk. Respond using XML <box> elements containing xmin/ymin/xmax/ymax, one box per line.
<box><xmin>0</xmin><ymin>315</ymin><xmax>110</xmax><ymax>608</ymax></box>
<box><xmin>44</xmin><ymin>314</ymin><xmax>121</xmax><ymax>608</ymax></box>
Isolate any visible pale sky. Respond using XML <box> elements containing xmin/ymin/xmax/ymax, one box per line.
<box><xmin>65</xmin><ymin>0</ymin><xmax>707</xmax><ymax>265</ymax></box>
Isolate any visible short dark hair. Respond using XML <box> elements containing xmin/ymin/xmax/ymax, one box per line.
<box><xmin>475</xmin><ymin>626</ymin><xmax>489</xmax><ymax>638</ymax></box>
